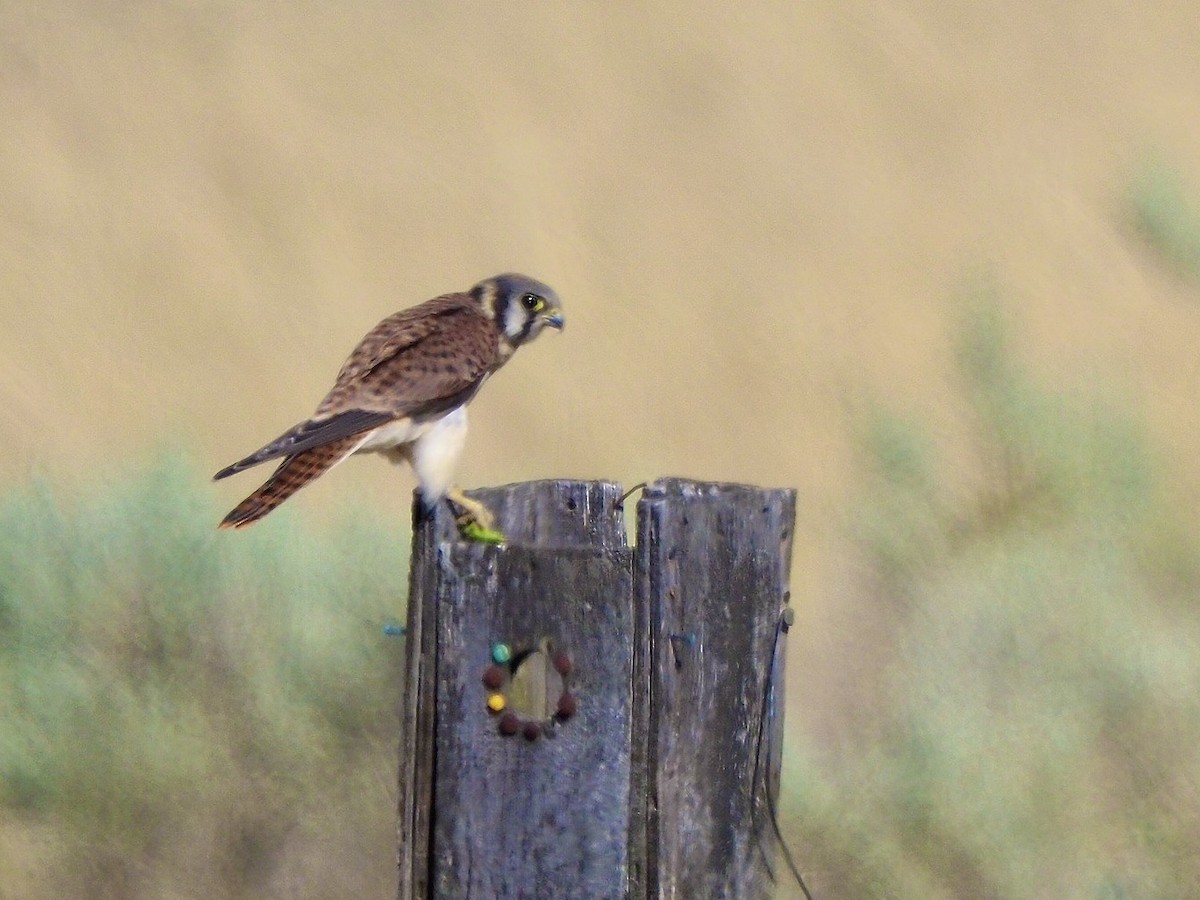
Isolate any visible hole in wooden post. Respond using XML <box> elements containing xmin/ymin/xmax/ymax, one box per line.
<box><xmin>484</xmin><ymin>641</ymin><xmax>576</xmax><ymax>737</ymax></box>
<box><xmin>509</xmin><ymin>646</ymin><xmax>566</xmax><ymax>721</ymax></box>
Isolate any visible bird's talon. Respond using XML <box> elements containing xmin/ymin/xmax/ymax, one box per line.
<box><xmin>459</xmin><ymin>520</ymin><xmax>507</xmax><ymax>544</ymax></box>
<box><xmin>449</xmin><ymin>490</ymin><xmax>504</xmax><ymax>542</ymax></box>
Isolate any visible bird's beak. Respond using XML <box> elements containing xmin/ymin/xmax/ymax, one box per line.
<box><xmin>543</xmin><ymin>311</ymin><xmax>565</xmax><ymax>331</ymax></box>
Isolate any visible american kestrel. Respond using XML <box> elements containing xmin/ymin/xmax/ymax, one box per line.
<box><xmin>214</xmin><ymin>273</ymin><xmax>564</xmax><ymax>541</ymax></box>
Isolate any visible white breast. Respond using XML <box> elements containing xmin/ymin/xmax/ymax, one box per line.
<box><xmin>409</xmin><ymin>407</ymin><xmax>469</xmax><ymax>500</ymax></box>
<box><xmin>355</xmin><ymin>407</ymin><xmax>469</xmax><ymax>502</ymax></box>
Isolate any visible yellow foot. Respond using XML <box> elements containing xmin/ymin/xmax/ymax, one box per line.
<box><xmin>448</xmin><ymin>488</ymin><xmax>506</xmax><ymax>544</ymax></box>
<box><xmin>459</xmin><ymin>520</ymin><xmax>507</xmax><ymax>544</ymax></box>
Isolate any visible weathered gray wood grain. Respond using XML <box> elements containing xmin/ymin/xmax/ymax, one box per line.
<box><xmin>400</xmin><ymin>478</ymin><xmax>796</xmax><ymax>900</ymax></box>
<box><xmin>399</xmin><ymin>481</ymin><xmax>632</xmax><ymax>900</ymax></box>
<box><xmin>635</xmin><ymin>478</ymin><xmax>796</xmax><ymax>900</ymax></box>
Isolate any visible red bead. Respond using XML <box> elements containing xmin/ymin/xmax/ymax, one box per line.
<box><xmin>551</xmin><ymin>651</ymin><xmax>573</xmax><ymax>677</ymax></box>
<box><xmin>482</xmin><ymin>665</ymin><xmax>506</xmax><ymax>690</ymax></box>
<box><xmin>555</xmin><ymin>692</ymin><xmax>578</xmax><ymax>721</ymax></box>
<box><xmin>522</xmin><ymin>721</ymin><xmax>542</xmax><ymax>741</ymax></box>
<box><xmin>498</xmin><ymin>713</ymin><xmax>520</xmax><ymax>736</ymax></box>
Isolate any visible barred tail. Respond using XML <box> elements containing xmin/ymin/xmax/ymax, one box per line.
<box><xmin>218</xmin><ymin>435</ymin><xmax>363</xmax><ymax>529</ymax></box>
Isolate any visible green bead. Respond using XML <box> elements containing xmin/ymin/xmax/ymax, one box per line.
<box><xmin>491</xmin><ymin>642</ymin><xmax>512</xmax><ymax>664</ymax></box>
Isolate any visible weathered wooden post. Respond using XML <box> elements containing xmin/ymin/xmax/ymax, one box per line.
<box><xmin>398</xmin><ymin>478</ymin><xmax>796</xmax><ymax>899</ymax></box>
<box><xmin>634</xmin><ymin>479</ymin><xmax>796</xmax><ymax>898</ymax></box>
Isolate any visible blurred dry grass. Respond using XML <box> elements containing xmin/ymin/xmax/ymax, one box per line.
<box><xmin>0</xmin><ymin>459</ymin><xmax>405</xmax><ymax>898</ymax></box>
<box><xmin>4</xmin><ymin>3</ymin><xmax>1199</xmax><ymax>520</ymax></box>
<box><xmin>4</xmin><ymin>2</ymin><xmax>1200</xmax><ymax>897</ymax></box>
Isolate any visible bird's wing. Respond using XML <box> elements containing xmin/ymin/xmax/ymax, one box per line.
<box><xmin>212</xmin><ymin>408</ymin><xmax>394</xmax><ymax>480</ymax></box>
<box><xmin>331</xmin><ymin>293</ymin><xmax>475</xmax><ymax>385</ymax></box>
<box><xmin>214</xmin><ymin>298</ymin><xmax>497</xmax><ymax>481</ymax></box>
<box><xmin>315</xmin><ymin>301</ymin><xmax>498</xmax><ymax>421</ymax></box>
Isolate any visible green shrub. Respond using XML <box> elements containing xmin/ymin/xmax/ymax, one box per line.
<box><xmin>0</xmin><ymin>457</ymin><xmax>407</xmax><ymax>898</ymax></box>
<box><xmin>1130</xmin><ymin>159</ymin><xmax>1200</xmax><ymax>281</ymax></box>
<box><xmin>781</xmin><ymin>293</ymin><xmax>1200</xmax><ymax>898</ymax></box>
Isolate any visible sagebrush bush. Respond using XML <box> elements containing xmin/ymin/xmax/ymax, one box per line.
<box><xmin>0</xmin><ymin>457</ymin><xmax>407</xmax><ymax>899</ymax></box>
<box><xmin>779</xmin><ymin>294</ymin><xmax>1200</xmax><ymax>899</ymax></box>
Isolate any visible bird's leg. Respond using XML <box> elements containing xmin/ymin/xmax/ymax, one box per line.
<box><xmin>446</xmin><ymin>487</ymin><xmax>506</xmax><ymax>544</ymax></box>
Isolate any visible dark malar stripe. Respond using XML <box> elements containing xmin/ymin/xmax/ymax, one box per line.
<box><xmin>517</xmin><ymin>312</ymin><xmax>537</xmax><ymax>343</ymax></box>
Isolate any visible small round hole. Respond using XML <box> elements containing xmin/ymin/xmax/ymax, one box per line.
<box><xmin>509</xmin><ymin>647</ymin><xmax>567</xmax><ymax>720</ymax></box>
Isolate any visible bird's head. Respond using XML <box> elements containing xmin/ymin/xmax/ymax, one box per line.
<box><xmin>472</xmin><ymin>273</ymin><xmax>565</xmax><ymax>349</ymax></box>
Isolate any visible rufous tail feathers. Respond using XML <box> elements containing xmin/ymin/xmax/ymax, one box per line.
<box><xmin>218</xmin><ymin>435</ymin><xmax>362</xmax><ymax>529</ymax></box>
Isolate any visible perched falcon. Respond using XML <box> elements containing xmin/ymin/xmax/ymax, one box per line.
<box><xmin>214</xmin><ymin>273</ymin><xmax>564</xmax><ymax>541</ymax></box>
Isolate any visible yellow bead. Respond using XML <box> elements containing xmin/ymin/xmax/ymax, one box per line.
<box><xmin>487</xmin><ymin>692</ymin><xmax>507</xmax><ymax>713</ymax></box>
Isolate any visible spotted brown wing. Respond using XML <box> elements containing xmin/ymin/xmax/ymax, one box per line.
<box><xmin>315</xmin><ymin>300</ymin><xmax>499</xmax><ymax>421</ymax></box>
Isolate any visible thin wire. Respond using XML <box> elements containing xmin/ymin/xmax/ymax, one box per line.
<box><xmin>751</xmin><ymin>609</ymin><xmax>815</xmax><ymax>900</ymax></box>
<box><xmin>615</xmin><ymin>482</ymin><xmax>647</xmax><ymax>508</ymax></box>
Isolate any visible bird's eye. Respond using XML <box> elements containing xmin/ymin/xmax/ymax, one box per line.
<box><xmin>521</xmin><ymin>293</ymin><xmax>544</xmax><ymax>312</ymax></box>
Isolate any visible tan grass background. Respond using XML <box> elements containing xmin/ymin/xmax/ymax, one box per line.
<box><xmin>6</xmin><ymin>4</ymin><xmax>1199</xmax><ymax>492</ymax></box>
<box><xmin>3</xmin><ymin>3</ymin><xmax>1200</xmax><ymax>883</ymax></box>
